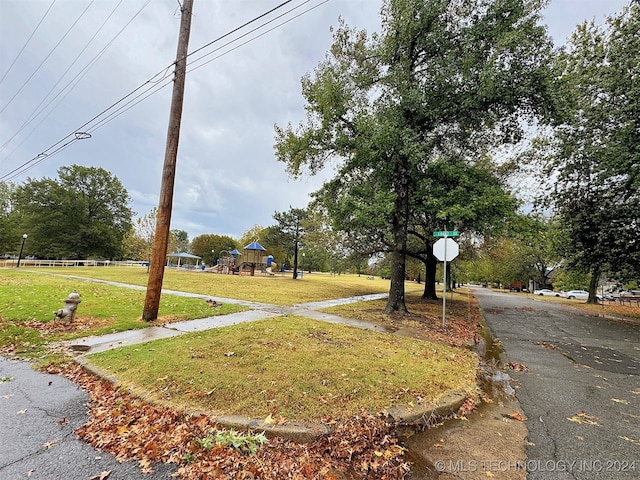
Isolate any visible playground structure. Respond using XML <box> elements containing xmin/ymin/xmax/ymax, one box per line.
<box><xmin>208</xmin><ymin>241</ymin><xmax>278</xmax><ymax>276</ymax></box>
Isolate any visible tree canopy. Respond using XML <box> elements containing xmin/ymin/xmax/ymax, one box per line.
<box><xmin>275</xmin><ymin>0</ymin><xmax>554</xmax><ymax>313</ymax></box>
<box><xmin>273</xmin><ymin>207</ymin><xmax>309</xmax><ymax>279</ymax></box>
<box><xmin>10</xmin><ymin>165</ymin><xmax>132</xmax><ymax>259</ymax></box>
<box><xmin>541</xmin><ymin>3</ymin><xmax>640</xmax><ymax>300</ymax></box>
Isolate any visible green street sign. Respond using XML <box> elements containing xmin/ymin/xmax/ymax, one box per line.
<box><xmin>433</xmin><ymin>230</ymin><xmax>459</xmax><ymax>237</ymax></box>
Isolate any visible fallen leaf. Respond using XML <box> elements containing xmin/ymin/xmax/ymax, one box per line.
<box><xmin>17</xmin><ymin>409</ymin><xmax>27</xmax><ymax>415</ymax></box>
<box><xmin>611</xmin><ymin>398</ymin><xmax>629</xmax><ymax>405</ymax></box>
<box><xmin>89</xmin><ymin>471</ymin><xmax>111</xmax><ymax>480</ymax></box>
<box><xmin>568</xmin><ymin>411</ymin><xmax>600</xmax><ymax>426</ymax></box>
<box><xmin>263</xmin><ymin>413</ymin><xmax>275</xmax><ymax>425</ymax></box>
<box><xmin>42</xmin><ymin>439</ymin><xmax>57</xmax><ymax>449</ymax></box>
<box><xmin>509</xmin><ymin>362</ymin><xmax>528</xmax><ymax>372</ymax></box>
<box><xmin>58</xmin><ymin>417</ymin><xmax>67</xmax><ymax>425</ymax></box>
<box><xmin>618</xmin><ymin>436</ymin><xmax>640</xmax><ymax>446</ymax></box>
<box><xmin>485</xmin><ymin>471</ymin><xmax>495</xmax><ymax>477</ymax></box>
<box><xmin>505</xmin><ymin>412</ymin><xmax>526</xmax><ymax>422</ymax></box>
<box><xmin>224</xmin><ymin>351</ymin><xmax>235</xmax><ymax>357</ymax></box>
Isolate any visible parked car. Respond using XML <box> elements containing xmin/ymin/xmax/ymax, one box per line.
<box><xmin>563</xmin><ymin>290</ymin><xmax>589</xmax><ymax>300</ymax></box>
<box><xmin>533</xmin><ymin>289</ymin><xmax>560</xmax><ymax>297</ymax></box>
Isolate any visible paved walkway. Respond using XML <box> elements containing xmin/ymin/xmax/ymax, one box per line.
<box><xmin>64</xmin><ymin>276</ymin><xmax>390</xmax><ymax>354</ymax></box>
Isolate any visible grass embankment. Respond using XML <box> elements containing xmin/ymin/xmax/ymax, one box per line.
<box><xmin>2</xmin><ymin>267</ymin><xmax>481</xmax><ymax>478</ymax></box>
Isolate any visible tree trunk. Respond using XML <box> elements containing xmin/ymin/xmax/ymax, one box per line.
<box><xmin>385</xmin><ymin>248</ymin><xmax>408</xmax><ymax>313</ymax></box>
<box><xmin>384</xmin><ymin>156</ymin><xmax>410</xmax><ymax>314</ymax></box>
<box><xmin>422</xmin><ymin>256</ymin><xmax>438</xmax><ymax>299</ymax></box>
<box><xmin>588</xmin><ymin>266</ymin><xmax>600</xmax><ymax>304</ymax></box>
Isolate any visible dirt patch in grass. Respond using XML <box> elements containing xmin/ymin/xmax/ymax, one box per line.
<box><xmin>320</xmin><ymin>288</ymin><xmax>481</xmax><ymax>347</ymax></box>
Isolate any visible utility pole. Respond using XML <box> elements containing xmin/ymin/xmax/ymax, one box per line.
<box><xmin>143</xmin><ymin>0</ymin><xmax>194</xmax><ymax>321</ymax></box>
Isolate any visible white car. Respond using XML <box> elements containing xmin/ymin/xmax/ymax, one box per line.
<box><xmin>534</xmin><ymin>289</ymin><xmax>560</xmax><ymax>297</ymax></box>
<box><xmin>563</xmin><ymin>290</ymin><xmax>589</xmax><ymax>300</ymax></box>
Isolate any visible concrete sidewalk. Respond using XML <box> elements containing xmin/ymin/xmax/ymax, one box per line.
<box><xmin>65</xmin><ymin>279</ymin><xmax>389</xmax><ymax>354</ymax></box>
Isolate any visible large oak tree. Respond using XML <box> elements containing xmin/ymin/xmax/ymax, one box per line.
<box><xmin>275</xmin><ymin>0</ymin><xmax>554</xmax><ymax>313</ymax></box>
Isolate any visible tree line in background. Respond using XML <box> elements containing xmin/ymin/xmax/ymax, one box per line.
<box><xmin>1</xmin><ymin>1</ymin><xmax>637</xmax><ymax>309</ymax></box>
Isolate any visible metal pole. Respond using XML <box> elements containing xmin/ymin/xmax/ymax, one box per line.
<box><xmin>17</xmin><ymin>234</ymin><xmax>27</xmax><ymax>268</ymax></box>
<box><xmin>143</xmin><ymin>0</ymin><xmax>194</xmax><ymax>321</ymax></box>
<box><xmin>442</xmin><ymin>231</ymin><xmax>447</xmax><ymax>328</ymax></box>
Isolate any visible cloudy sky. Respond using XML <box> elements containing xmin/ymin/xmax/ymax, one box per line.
<box><xmin>0</xmin><ymin>0</ymin><xmax>630</xmax><ymax>241</ymax></box>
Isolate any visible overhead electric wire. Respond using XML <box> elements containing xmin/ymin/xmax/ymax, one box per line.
<box><xmin>0</xmin><ymin>0</ymin><xmax>152</xmax><ymax>158</ymax></box>
<box><xmin>0</xmin><ymin>0</ymin><xmax>330</xmax><ymax>183</ymax></box>
<box><xmin>89</xmin><ymin>0</ymin><xmax>326</xmax><ymax>133</ymax></box>
<box><xmin>0</xmin><ymin>0</ymin><xmax>125</xmax><ymax>155</ymax></box>
<box><xmin>0</xmin><ymin>0</ymin><xmax>96</xmax><ymax>116</ymax></box>
<box><xmin>186</xmin><ymin>0</ymin><xmax>328</xmax><ymax>75</ymax></box>
<box><xmin>0</xmin><ymin>0</ymin><xmax>57</xmax><ymax>85</ymax></box>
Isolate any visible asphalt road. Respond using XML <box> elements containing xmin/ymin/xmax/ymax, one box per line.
<box><xmin>473</xmin><ymin>287</ymin><xmax>640</xmax><ymax>480</ymax></box>
<box><xmin>0</xmin><ymin>357</ymin><xmax>176</xmax><ymax>480</ymax></box>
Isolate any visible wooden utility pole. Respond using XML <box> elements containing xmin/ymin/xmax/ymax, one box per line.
<box><xmin>143</xmin><ymin>0</ymin><xmax>194</xmax><ymax>321</ymax></box>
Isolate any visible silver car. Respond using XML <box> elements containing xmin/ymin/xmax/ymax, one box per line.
<box><xmin>563</xmin><ymin>290</ymin><xmax>589</xmax><ymax>300</ymax></box>
<box><xmin>534</xmin><ymin>289</ymin><xmax>560</xmax><ymax>297</ymax></box>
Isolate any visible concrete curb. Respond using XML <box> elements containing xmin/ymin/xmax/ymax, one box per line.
<box><xmin>384</xmin><ymin>391</ymin><xmax>468</xmax><ymax>427</ymax></box>
<box><xmin>72</xmin><ymin>357</ymin><xmax>467</xmax><ymax>443</ymax></box>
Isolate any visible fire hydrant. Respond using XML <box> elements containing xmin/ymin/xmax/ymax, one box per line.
<box><xmin>54</xmin><ymin>291</ymin><xmax>81</xmax><ymax>324</ymax></box>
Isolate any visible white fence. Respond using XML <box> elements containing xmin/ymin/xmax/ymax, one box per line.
<box><xmin>1</xmin><ymin>259</ymin><xmax>147</xmax><ymax>268</ymax></box>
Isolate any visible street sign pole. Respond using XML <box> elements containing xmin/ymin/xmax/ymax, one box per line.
<box><xmin>442</xmin><ymin>232</ymin><xmax>448</xmax><ymax>328</ymax></box>
<box><xmin>433</xmin><ymin>228</ymin><xmax>460</xmax><ymax>328</ymax></box>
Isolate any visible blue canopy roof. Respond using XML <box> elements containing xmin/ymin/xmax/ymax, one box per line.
<box><xmin>230</xmin><ymin>249</ymin><xmax>241</xmax><ymax>255</ymax></box>
<box><xmin>244</xmin><ymin>241</ymin><xmax>266</xmax><ymax>251</ymax></box>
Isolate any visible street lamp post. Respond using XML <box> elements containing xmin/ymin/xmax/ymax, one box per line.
<box><xmin>17</xmin><ymin>233</ymin><xmax>28</xmax><ymax>268</ymax></box>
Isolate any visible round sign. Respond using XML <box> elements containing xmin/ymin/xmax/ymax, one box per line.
<box><xmin>433</xmin><ymin>237</ymin><xmax>459</xmax><ymax>262</ymax></box>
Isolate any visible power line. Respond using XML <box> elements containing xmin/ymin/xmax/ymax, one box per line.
<box><xmin>0</xmin><ymin>0</ymin><xmax>125</xmax><ymax>155</ymax></box>
<box><xmin>0</xmin><ymin>0</ymin><xmax>96</xmax><ymax>116</ymax></box>
<box><xmin>0</xmin><ymin>0</ymin><xmax>330</xmax><ymax>183</ymax></box>
<box><xmin>0</xmin><ymin>0</ymin><xmax>152</xmax><ymax>158</ymax></box>
<box><xmin>0</xmin><ymin>0</ymin><xmax>57</xmax><ymax>85</ymax></box>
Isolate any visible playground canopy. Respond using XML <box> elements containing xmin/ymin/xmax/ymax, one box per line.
<box><xmin>166</xmin><ymin>252</ymin><xmax>201</xmax><ymax>267</ymax></box>
<box><xmin>244</xmin><ymin>241</ymin><xmax>266</xmax><ymax>251</ymax></box>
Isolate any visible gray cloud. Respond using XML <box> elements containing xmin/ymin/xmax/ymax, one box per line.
<box><xmin>0</xmin><ymin>0</ymin><xmax>627</xmax><ymax>239</ymax></box>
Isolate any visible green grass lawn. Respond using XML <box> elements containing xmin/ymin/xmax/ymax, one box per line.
<box><xmin>1</xmin><ymin>266</ymin><xmax>479</xmax><ymax>421</ymax></box>
<box><xmin>86</xmin><ymin>315</ymin><xmax>478</xmax><ymax>421</ymax></box>
<box><xmin>31</xmin><ymin>266</ymin><xmax>403</xmax><ymax>305</ymax></box>
<box><xmin>0</xmin><ymin>268</ymin><xmax>247</xmax><ymax>363</ymax></box>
